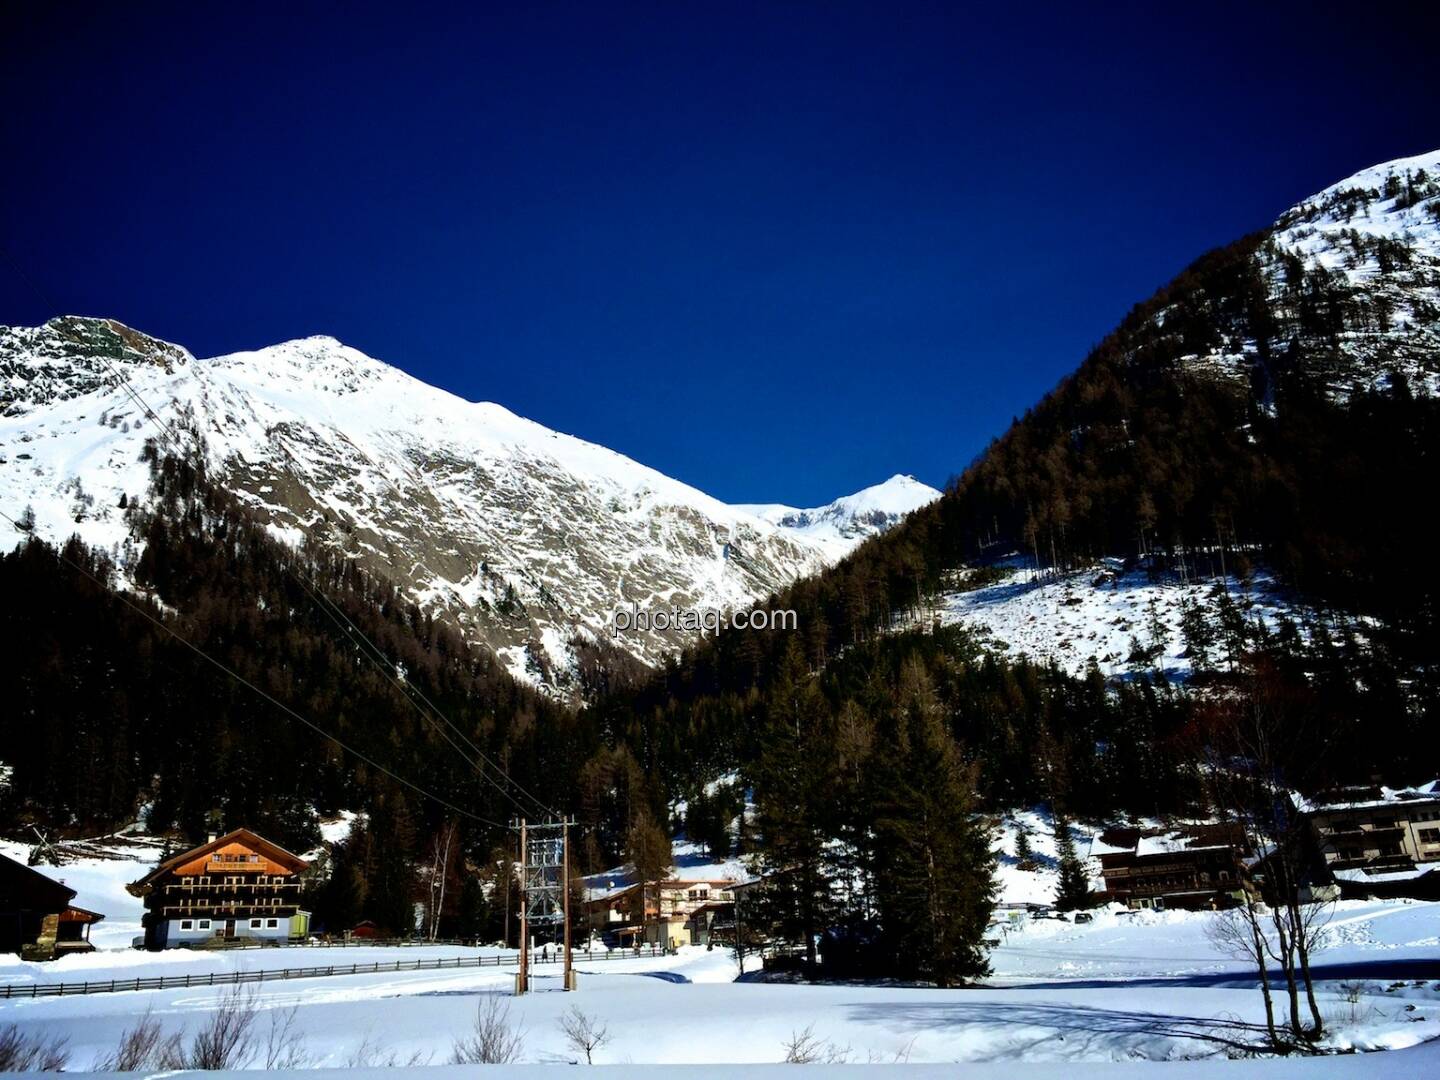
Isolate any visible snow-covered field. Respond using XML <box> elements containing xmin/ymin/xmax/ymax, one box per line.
<box><xmin>4</xmin><ymin>924</ymin><xmax>1437</xmax><ymax>1072</ymax></box>
<box><xmin>5</xmin><ymin>836</ymin><xmax>1438</xmax><ymax>1073</ymax></box>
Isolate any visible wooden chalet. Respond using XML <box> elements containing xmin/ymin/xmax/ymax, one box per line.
<box><xmin>0</xmin><ymin>851</ymin><xmax>104</xmax><ymax>959</ymax></box>
<box><xmin>1089</xmin><ymin>824</ymin><xmax>1250</xmax><ymax>910</ymax></box>
<box><xmin>127</xmin><ymin>828</ymin><xmax>310</xmax><ymax>950</ymax></box>
<box><xmin>582</xmin><ymin>874</ymin><xmax>740</xmax><ymax>948</ymax></box>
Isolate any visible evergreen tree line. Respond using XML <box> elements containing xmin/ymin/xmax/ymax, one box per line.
<box><xmin>0</xmin><ymin>448</ymin><xmax>594</xmax><ymax>936</ymax></box>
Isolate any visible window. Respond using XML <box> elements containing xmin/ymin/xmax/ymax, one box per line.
<box><xmin>1420</xmin><ymin>828</ymin><xmax>1440</xmax><ymax>845</ymax></box>
<box><xmin>267</xmin><ymin>919</ymin><xmax>279</xmax><ymax>928</ymax></box>
<box><xmin>198</xmin><ymin>920</ymin><xmax>211</xmax><ymax>929</ymax></box>
<box><xmin>180</xmin><ymin>920</ymin><xmax>193</xmax><ymax>930</ymax></box>
<box><xmin>250</xmin><ymin>919</ymin><xmax>262</xmax><ymax>928</ymax></box>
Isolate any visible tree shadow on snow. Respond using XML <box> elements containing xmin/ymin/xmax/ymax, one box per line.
<box><xmin>1004</xmin><ymin>956</ymin><xmax>1440</xmax><ymax>991</ymax></box>
<box><xmin>843</xmin><ymin>1000</ymin><xmax>1278</xmax><ymax>1059</ymax></box>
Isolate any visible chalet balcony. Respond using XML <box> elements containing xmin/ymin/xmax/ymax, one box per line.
<box><xmin>1321</xmin><ymin>824</ymin><xmax>1405</xmax><ymax>839</ymax></box>
<box><xmin>159</xmin><ymin>901</ymin><xmax>301</xmax><ymax>916</ymax></box>
<box><xmin>1325</xmin><ymin>854</ymin><xmax>1414</xmax><ymax>872</ymax></box>
<box><xmin>163</xmin><ymin>882</ymin><xmax>300</xmax><ymax>892</ymax></box>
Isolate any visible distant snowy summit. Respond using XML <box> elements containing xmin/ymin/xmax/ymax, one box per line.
<box><xmin>0</xmin><ymin>316</ymin><xmax>933</xmax><ymax>697</ymax></box>
<box><xmin>737</xmin><ymin>474</ymin><xmax>940</xmax><ymax>552</ymax></box>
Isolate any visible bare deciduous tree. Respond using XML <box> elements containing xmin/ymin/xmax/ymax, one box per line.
<box><xmin>0</xmin><ymin>1025</ymin><xmax>70</xmax><ymax>1072</ymax></box>
<box><xmin>264</xmin><ymin>1005</ymin><xmax>314</xmax><ymax>1069</ymax></box>
<box><xmin>94</xmin><ymin>1008</ymin><xmax>182</xmax><ymax>1071</ymax></box>
<box><xmin>425</xmin><ymin>819</ymin><xmax>458</xmax><ymax>940</ymax></box>
<box><xmin>451</xmin><ymin>994</ymin><xmax>525</xmax><ymax>1064</ymax></box>
<box><xmin>1205</xmin><ymin>906</ymin><xmax>1282</xmax><ymax>1050</ymax></box>
<box><xmin>558</xmin><ymin>1005</ymin><xmax>611</xmax><ymax>1064</ymax></box>
<box><xmin>781</xmin><ymin>1023</ymin><xmax>852</xmax><ymax>1064</ymax></box>
<box><xmin>344</xmin><ymin>1031</ymin><xmax>433</xmax><ymax>1067</ymax></box>
<box><xmin>1201</xmin><ymin>656</ymin><xmax>1337</xmax><ymax>1048</ymax></box>
<box><xmin>185</xmin><ymin>984</ymin><xmax>262</xmax><ymax>1069</ymax></box>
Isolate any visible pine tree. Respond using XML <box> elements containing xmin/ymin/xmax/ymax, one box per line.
<box><xmin>366</xmin><ymin>788</ymin><xmax>418</xmax><ymax>936</ymax></box>
<box><xmin>1179</xmin><ymin>596</ymin><xmax>1216</xmax><ymax>673</ymax></box>
<box><xmin>1014</xmin><ymin>826</ymin><xmax>1035</xmax><ymax>870</ymax></box>
<box><xmin>870</xmin><ymin>659</ymin><xmax>996</xmax><ymax>985</ymax></box>
<box><xmin>1053</xmin><ymin>816</ymin><xmax>1090</xmax><ymax>911</ymax></box>
<box><xmin>625</xmin><ymin>807</ymin><xmax>672</xmax><ymax>937</ymax></box>
<box><xmin>746</xmin><ymin>641</ymin><xmax>838</xmax><ymax>969</ymax></box>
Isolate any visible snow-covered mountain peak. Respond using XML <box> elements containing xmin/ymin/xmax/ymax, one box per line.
<box><xmin>1290</xmin><ymin>147</ymin><xmax>1440</xmax><ymax>211</ymax></box>
<box><xmin>830</xmin><ymin>473</ymin><xmax>940</xmax><ymax>517</ymax></box>
<box><xmin>2</xmin><ymin>316</ymin><xmax>194</xmax><ymax>417</ymax></box>
<box><xmin>736</xmin><ymin>473</ymin><xmax>941</xmax><ymax>550</ymax></box>
<box><xmin>1</xmin><ymin>318</ymin><xmax>933</xmax><ymax>697</ymax></box>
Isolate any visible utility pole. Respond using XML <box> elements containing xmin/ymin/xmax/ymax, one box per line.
<box><xmin>563</xmin><ymin>820</ymin><xmax>575</xmax><ymax>991</ymax></box>
<box><xmin>517</xmin><ymin>819</ymin><xmax>528</xmax><ymax>995</ymax></box>
<box><xmin>734</xmin><ymin>885</ymin><xmax>745</xmax><ymax>976</ymax></box>
<box><xmin>512</xmin><ymin>817</ymin><xmax>576</xmax><ymax>994</ymax></box>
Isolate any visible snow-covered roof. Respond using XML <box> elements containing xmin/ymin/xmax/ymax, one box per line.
<box><xmin>1089</xmin><ymin>824</ymin><xmax>1244</xmax><ymax>861</ymax></box>
<box><xmin>1332</xmin><ymin>861</ymin><xmax>1440</xmax><ymax>885</ymax></box>
<box><xmin>1293</xmin><ymin>780</ymin><xmax>1440</xmax><ymax>815</ymax></box>
<box><xmin>1134</xmin><ymin>836</ymin><xmax>1231</xmax><ymax>858</ymax></box>
<box><xmin>1086</xmin><ymin>835</ymin><xmax>1133</xmax><ymax>858</ymax></box>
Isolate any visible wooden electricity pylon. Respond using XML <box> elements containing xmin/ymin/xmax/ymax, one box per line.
<box><xmin>512</xmin><ymin>818</ymin><xmax>576</xmax><ymax>993</ymax></box>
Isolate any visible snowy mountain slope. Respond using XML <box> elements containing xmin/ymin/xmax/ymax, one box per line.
<box><xmin>1159</xmin><ymin>147</ymin><xmax>1440</xmax><ymax>398</ymax></box>
<box><xmin>735</xmin><ymin>473</ymin><xmax>940</xmax><ymax>555</ymax></box>
<box><xmin>921</xmin><ymin>149</ymin><xmax>1440</xmax><ymax>679</ymax></box>
<box><xmin>930</xmin><ymin>560</ymin><xmax>1311</xmax><ymax>683</ymax></box>
<box><xmin>0</xmin><ymin>317</ymin><xmax>923</xmax><ymax>696</ymax></box>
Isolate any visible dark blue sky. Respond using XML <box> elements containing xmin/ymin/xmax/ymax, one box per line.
<box><xmin>4</xmin><ymin>3</ymin><xmax>1437</xmax><ymax>505</ymax></box>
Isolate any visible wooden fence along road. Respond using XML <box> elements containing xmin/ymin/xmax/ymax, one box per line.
<box><xmin>0</xmin><ymin>944</ymin><xmax>668</xmax><ymax>999</ymax></box>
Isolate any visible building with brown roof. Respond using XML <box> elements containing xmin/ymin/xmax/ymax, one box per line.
<box><xmin>127</xmin><ymin>828</ymin><xmax>310</xmax><ymax>949</ymax></box>
<box><xmin>0</xmin><ymin>852</ymin><xmax>104</xmax><ymax>959</ymax></box>
<box><xmin>1089</xmin><ymin>824</ymin><xmax>1250</xmax><ymax>910</ymax></box>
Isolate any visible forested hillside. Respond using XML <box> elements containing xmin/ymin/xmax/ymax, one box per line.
<box><xmin>584</xmin><ymin>157</ymin><xmax>1440</xmax><ymax>935</ymax></box>
<box><xmin>591</xmin><ymin>155</ymin><xmax>1440</xmax><ymax>785</ymax></box>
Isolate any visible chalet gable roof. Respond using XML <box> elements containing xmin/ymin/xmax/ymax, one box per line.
<box><xmin>126</xmin><ymin>828</ymin><xmax>309</xmax><ymax>896</ymax></box>
<box><xmin>0</xmin><ymin>852</ymin><xmax>77</xmax><ymax>911</ymax></box>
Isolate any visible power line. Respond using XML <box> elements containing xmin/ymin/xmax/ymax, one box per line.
<box><xmin>2</xmin><ymin>254</ymin><xmax>559</xmax><ymax>822</ymax></box>
<box><xmin>292</xmin><ymin>569</ymin><xmax>556</xmax><ymax>819</ymax></box>
<box><xmin>115</xmin><ymin>318</ymin><xmax>558</xmax><ymax>820</ymax></box>
<box><xmin>0</xmin><ymin>505</ymin><xmax>509</xmax><ymax>830</ymax></box>
<box><xmin>256</xmin><ymin>437</ymin><xmax>560</xmax><ymax>820</ymax></box>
